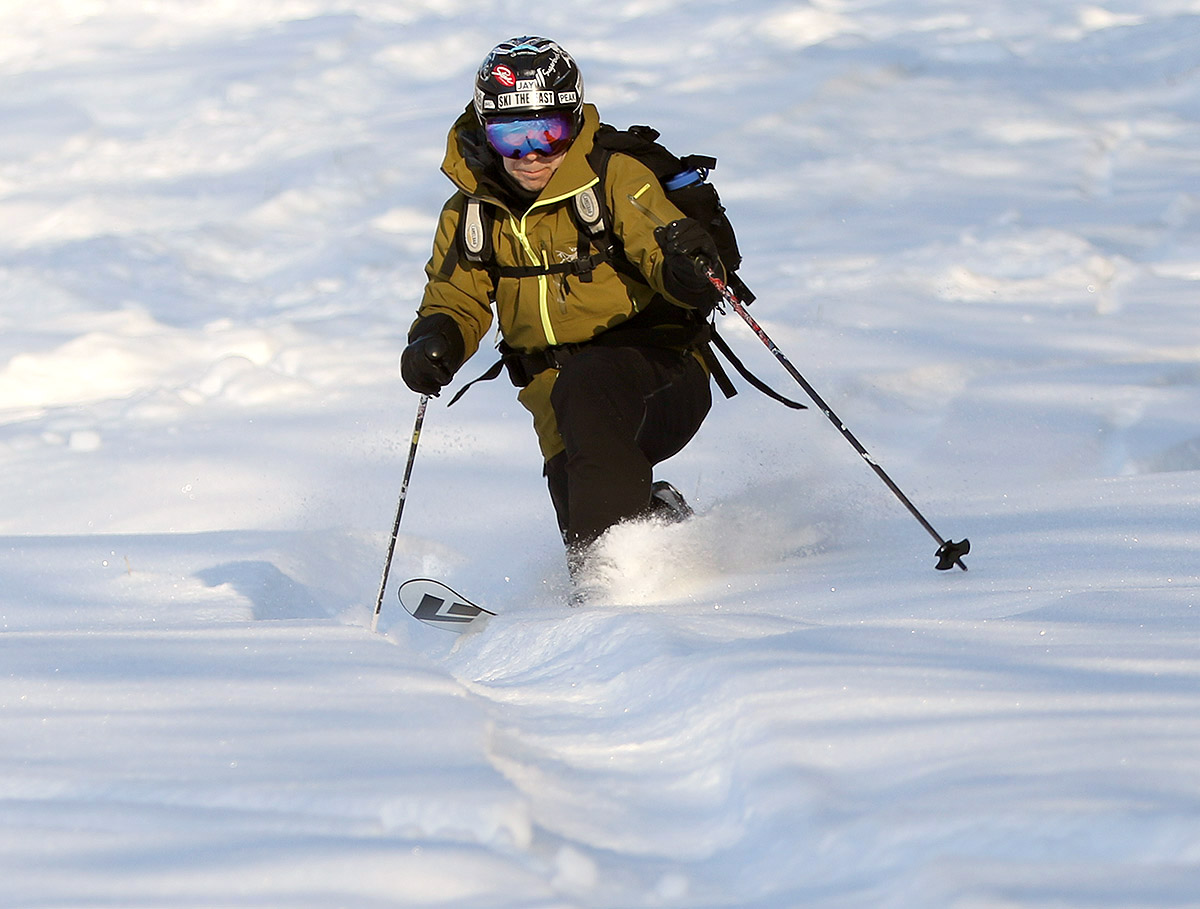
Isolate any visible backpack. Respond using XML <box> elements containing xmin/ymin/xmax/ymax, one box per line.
<box><xmin>584</xmin><ymin>124</ymin><xmax>756</xmax><ymax>304</ymax></box>
<box><xmin>449</xmin><ymin>124</ymin><xmax>803</xmax><ymax>409</ymax></box>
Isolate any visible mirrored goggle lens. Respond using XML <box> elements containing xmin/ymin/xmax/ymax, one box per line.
<box><xmin>485</xmin><ymin>112</ymin><xmax>575</xmax><ymax>159</ymax></box>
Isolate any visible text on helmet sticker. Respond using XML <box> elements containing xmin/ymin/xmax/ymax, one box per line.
<box><xmin>497</xmin><ymin>90</ymin><xmax>556</xmax><ymax>110</ymax></box>
<box><xmin>492</xmin><ymin>65</ymin><xmax>516</xmax><ymax>87</ymax></box>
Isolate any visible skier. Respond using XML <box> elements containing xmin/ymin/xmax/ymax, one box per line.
<box><xmin>400</xmin><ymin>36</ymin><xmax>724</xmax><ymax>588</ymax></box>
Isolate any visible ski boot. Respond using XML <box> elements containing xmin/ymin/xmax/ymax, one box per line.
<box><xmin>648</xmin><ymin>480</ymin><xmax>694</xmax><ymax>524</ymax></box>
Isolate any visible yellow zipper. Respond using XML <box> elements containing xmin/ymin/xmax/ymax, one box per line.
<box><xmin>505</xmin><ymin>178</ymin><xmax>600</xmax><ymax>349</ymax></box>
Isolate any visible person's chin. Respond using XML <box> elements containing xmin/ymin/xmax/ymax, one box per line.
<box><xmin>516</xmin><ymin>173</ymin><xmax>549</xmax><ymax>191</ymax></box>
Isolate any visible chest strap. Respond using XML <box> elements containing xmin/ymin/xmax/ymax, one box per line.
<box><xmin>459</xmin><ymin>188</ymin><xmax>610</xmax><ymax>280</ymax></box>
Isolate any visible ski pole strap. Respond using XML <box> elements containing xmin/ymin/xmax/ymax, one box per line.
<box><xmin>446</xmin><ymin>357</ymin><xmax>505</xmax><ymax>406</ymax></box>
<box><xmin>708</xmin><ymin>325</ymin><xmax>806</xmax><ymax>410</ymax></box>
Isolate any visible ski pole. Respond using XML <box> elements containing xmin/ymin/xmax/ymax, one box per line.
<box><xmin>707</xmin><ymin>268</ymin><xmax>970</xmax><ymax>571</ymax></box>
<box><xmin>372</xmin><ymin>394</ymin><xmax>430</xmax><ymax>632</ymax></box>
<box><xmin>630</xmin><ymin>195</ymin><xmax>969</xmax><ymax>570</ymax></box>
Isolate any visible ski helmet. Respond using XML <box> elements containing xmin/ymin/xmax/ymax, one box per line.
<box><xmin>473</xmin><ymin>36</ymin><xmax>584</xmax><ymax>127</ymax></box>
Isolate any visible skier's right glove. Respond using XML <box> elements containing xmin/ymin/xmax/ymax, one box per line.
<box><xmin>400</xmin><ymin>313</ymin><xmax>466</xmax><ymax>397</ymax></box>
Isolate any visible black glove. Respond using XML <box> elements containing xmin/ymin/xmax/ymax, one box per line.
<box><xmin>401</xmin><ymin>313</ymin><xmax>465</xmax><ymax>396</ymax></box>
<box><xmin>654</xmin><ymin>218</ymin><xmax>722</xmax><ymax>314</ymax></box>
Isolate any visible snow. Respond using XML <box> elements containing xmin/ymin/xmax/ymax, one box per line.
<box><xmin>2</xmin><ymin>0</ymin><xmax>1198</xmax><ymax>905</ymax></box>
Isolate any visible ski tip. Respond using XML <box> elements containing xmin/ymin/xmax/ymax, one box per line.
<box><xmin>397</xmin><ymin>577</ymin><xmax>495</xmax><ymax>633</ymax></box>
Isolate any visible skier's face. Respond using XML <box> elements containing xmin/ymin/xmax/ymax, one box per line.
<box><xmin>501</xmin><ymin>147</ymin><xmax>566</xmax><ymax>193</ymax></box>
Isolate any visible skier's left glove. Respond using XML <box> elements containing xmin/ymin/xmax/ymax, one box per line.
<box><xmin>401</xmin><ymin>313</ymin><xmax>465</xmax><ymax>397</ymax></box>
<box><xmin>655</xmin><ymin>218</ymin><xmax>723</xmax><ymax>315</ymax></box>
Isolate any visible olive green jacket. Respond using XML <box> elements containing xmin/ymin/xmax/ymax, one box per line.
<box><xmin>416</xmin><ymin>103</ymin><xmax>702</xmax><ymax>460</ymax></box>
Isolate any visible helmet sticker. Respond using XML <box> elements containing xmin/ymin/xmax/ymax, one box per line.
<box><xmin>492</xmin><ymin>65</ymin><xmax>516</xmax><ymax>87</ymax></box>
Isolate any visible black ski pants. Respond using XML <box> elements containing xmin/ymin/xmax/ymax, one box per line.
<box><xmin>544</xmin><ymin>345</ymin><xmax>711</xmax><ymax>548</ymax></box>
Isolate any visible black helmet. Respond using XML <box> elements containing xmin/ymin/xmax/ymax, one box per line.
<box><xmin>473</xmin><ymin>36</ymin><xmax>584</xmax><ymax>126</ymax></box>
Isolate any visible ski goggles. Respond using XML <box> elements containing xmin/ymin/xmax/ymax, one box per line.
<box><xmin>484</xmin><ymin>111</ymin><xmax>576</xmax><ymax>159</ymax></box>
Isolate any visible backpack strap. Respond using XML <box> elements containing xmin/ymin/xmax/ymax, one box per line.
<box><xmin>569</xmin><ymin>184</ymin><xmax>609</xmax><ymax>284</ymax></box>
<box><xmin>461</xmin><ymin>197</ymin><xmax>493</xmax><ymax>263</ymax></box>
<box><xmin>448</xmin><ymin>323</ymin><xmax>806</xmax><ymax>411</ymax></box>
<box><xmin>573</xmin><ymin>185</ymin><xmax>606</xmax><ymax>237</ymax></box>
<box><xmin>445</xmin><ymin>196</ymin><xmax>498</xmax><ymax>284</ymax></box>
<box><xmin>696</xmin><ymin>342</ymin><xmax>738</xmax><ymax>401</ymax></box>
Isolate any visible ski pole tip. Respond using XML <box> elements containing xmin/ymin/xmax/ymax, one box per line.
<box><xmin>935</xmin><ymin>538</ymin><xmax>970</xmax><ymax>571</ymax></box>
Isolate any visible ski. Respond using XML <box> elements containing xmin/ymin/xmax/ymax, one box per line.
<box><xmin>396</xmin><ymin>577</ymin><xmax>495</xmax><ymax>633</ymax></box>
